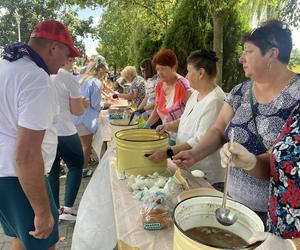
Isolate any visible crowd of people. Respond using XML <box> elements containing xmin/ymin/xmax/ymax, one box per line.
<box><xmin>0</xmin><ymin>17</ymin><xmax>299</xmax><ymax>250</ymax></box>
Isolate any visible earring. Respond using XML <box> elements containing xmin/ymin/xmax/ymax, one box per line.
<box><xmin>267</xmin><ymin>61</ymin><xmax>272</xmax><ymax>71</ymax></box>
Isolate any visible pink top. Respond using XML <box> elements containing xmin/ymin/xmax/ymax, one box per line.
<box><xmin>155</xmin><ymin>76</ymin><xmax>191</xmax><ymax>122</ymax></box>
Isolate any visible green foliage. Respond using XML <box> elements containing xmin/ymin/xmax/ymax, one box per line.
<box><xmin>222</xmin><ymin>6</ymin><xmax>249</xmax><ymax>91</ymax></box>
<box><xmin>289</xmin><ymin>48</ymin><xmax>300</xmax><ymax>72</ymax></box>
<box><xmin>95</xmin><ymin>0</ymin><xmax>179</xmax><ymax>72</ymax></box>
<box><xmin>95</xmin><ymin>2</ymin><xmax>136</xmax><ymax>71</ymax></box>
<box><xmin>292</xmin><ymin>65</ymin><xmax>300</xmax><ymax>73</ymax></box>
<box><xmin>162</xmin><ymin>0</ymin><xmax>249</xmax><ymax>91</ymax></box>
<box><xmin>130</xmin><ymin>23</ymin><xmax>162</xmax><ymax>70</ymax></box>
<box><xmin>0</xmin><ymin>0</ymin><xmax>94</xmax><ymax>55</ymax></box>
<box><xmin>163</xmin><ymin>0</ymin><xmax>212</xmax><ymax>75</ymax></box>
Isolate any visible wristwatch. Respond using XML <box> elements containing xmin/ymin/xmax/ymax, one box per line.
<box><xmin>166</xmin><ymin>147</ymin><xmax>174</xmax><ymax>159</ymax></box>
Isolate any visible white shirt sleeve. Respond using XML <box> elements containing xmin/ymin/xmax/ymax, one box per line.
<box><xmin>187</xmin><ymin>98</ymin><xmax>224</xmax><ymax>147</ymax></box>
<box><xmin>63</xmin><ymin>72</ymin><xmax>82</xmax><ymax>99</ymax></box>
<box><xmin>18</xmin><ymin>74</ymin><xmax>54</xmax><ymax>130</ymax></box>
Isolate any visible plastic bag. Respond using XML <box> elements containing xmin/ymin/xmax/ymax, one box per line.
<box><xmin>140</xmin><ymin>192</ymin><xmax>172</xmax><ymax>230</ymax></box>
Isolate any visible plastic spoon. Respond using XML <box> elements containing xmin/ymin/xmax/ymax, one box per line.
<box><xmin>215</xmin><ymin>129</ymin><xmax>238</xmax><ymax>226</ymax></box>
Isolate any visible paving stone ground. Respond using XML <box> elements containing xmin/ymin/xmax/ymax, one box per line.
<box><xmin>0</xmin><ymin>163</ymin><xmax>96</xmax><ymax>250</ymax></box>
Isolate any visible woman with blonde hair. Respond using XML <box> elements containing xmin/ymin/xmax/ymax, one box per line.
<box><xmin>73</xmin><ymin>61</ymin><xmax>108</xmax><ymax>177</ymax></box>
<box><xmin>113</xmin><ymin>66</ymin><xmax>146</xmax><ymax>108</ymax></box>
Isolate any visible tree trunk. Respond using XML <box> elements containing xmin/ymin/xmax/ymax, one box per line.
<box><xmin>213</xmin><ymin>12</ymin><xmax>224</xmax><ymax>86</ymax></box>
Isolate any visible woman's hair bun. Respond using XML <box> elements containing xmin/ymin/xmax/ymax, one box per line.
<box><xmin>200</xmin><ymin>50</ymin><xmax>219</xmax><ymax>62</ymax></box>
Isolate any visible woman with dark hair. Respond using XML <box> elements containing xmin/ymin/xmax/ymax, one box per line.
<box><xmin>147</xmin><ymin>50</ymin><xmax>226</xmax><ymax>188</ymax></box>
<box><xmin>145</xmin><ymin>48</ymin><xmax>192</xmax><ymax>144</ymax></box>
<box><xmin>135</xmin><ymin>59</ymin><xmax>160</xmax><ymax>126</ymax></box>
<box><xmin>220</xmin><ymin>106</ymin><xmax>300</xmax><ymax>249</ymax></box>
<box><xmin>48</xmin><ymin>58</ymin><xmax>89</xmax><ymax>221</ymax></box>
<box><xmin>173</xmin><ymin>20</ymin><xmax>300</xmax><ymax>222</ymax></box>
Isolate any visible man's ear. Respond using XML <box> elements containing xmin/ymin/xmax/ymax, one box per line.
<box><xmin>49</xmin><ymin>41</ymin><xmax>59</xmax><ymax>56</ymax></box>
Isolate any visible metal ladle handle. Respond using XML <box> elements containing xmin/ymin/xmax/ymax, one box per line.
<box><xmin>221</xmin><ymin>129</ymin><xmax>234</xmax><ymax>209</ymax></box>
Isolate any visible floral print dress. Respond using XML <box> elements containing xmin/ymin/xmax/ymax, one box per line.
<box><xmin>267</xmin><ymin>106</ymin><xmax>300</xmax><ymax>239</ymax></box>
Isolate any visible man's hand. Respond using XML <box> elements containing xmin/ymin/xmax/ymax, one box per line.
<box><xmin>248</xmin><ymin>232</ymin><xmax>296</xmax><ymax>250</ymax></box>
<box><xmin>220</xmin><ymin>142</ymin><xmax>256</xmax><ymax>170</ymax></box>
<box><xmin>172</xmin><ymin>149</ymin><xmax>197</xmax><ymax>170</ymax></box>
<box><xmin>147</xmin><ymin>150</ymin><xmax>168</xmax><ymax>163</ymax></box>
<box><xmin>29</xmin><ymin>211</ymin><xmax>54</xmax><ymax>239</ymax></box>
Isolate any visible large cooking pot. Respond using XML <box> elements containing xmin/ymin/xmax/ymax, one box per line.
<box><xmin>110</xmin><ymin>119</ymin><xmax>138</xmax><ymax>140</ymax></box>
<box><xmin>173</xmin><ymin>196</ymin><xmax>264</xmax><ymax>250</ymax></box>
<box><xmin>115</xmin><ymin>128</ymin><xmax>169</xmax><ymax>176</ymax></box>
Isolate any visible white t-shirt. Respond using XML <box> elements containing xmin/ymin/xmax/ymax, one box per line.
<box><xmin>177</xmin><ymin>86</ymin><xmax>226</xmax><ymax>184</ymax></box>
<box><xmin>0</xmin><ymin>57</ymin><xmax>58</xmax><ymax>177</ymax></box>
<box><xmin>52</xmin><ymin>69</ymin><xmax>81</xmax><ymax>136</ymax></box>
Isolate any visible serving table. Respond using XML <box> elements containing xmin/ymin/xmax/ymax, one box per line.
<box><xmin>71</xmin><ymin>146</ymin><xmax>212</xmax><ymax>250</ymax></box>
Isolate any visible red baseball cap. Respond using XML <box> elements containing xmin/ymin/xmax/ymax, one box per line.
<box><xmin>30</xmin><ymin>19</ymin><xmax>81</xmax><ymax>57</ymax></box>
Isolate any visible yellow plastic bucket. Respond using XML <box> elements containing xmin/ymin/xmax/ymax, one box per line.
<box><xmin>115</xmin><ymin>128</ymin><xmax>169</xmax><ymax>176</ymax></box>
<box><xmin>173</xmin><ymin>196</ymin><xmax>264</xmax><ymax>250</ymax></box>
<box><xmin>110</xmin><ymin>119</ymin><xmax>138</xmax><ymax>139</ymax></box>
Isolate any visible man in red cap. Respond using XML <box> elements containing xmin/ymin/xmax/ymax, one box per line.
<box><xmin>0</xmin><ymin>19</ymin><xmax>81</xmax><ymax>250</ymax></box>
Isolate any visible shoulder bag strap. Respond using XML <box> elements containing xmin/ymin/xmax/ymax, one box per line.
<box><xmin>248</xmin><ymin>83</ymin><xmax>268</xmax><ymax>153</ymax></box>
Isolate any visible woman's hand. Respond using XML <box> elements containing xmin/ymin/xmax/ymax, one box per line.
<box><xmin>172</xmin><ymin>149</ymin><xmax>197</xmax><ymax>170</ymax></box>
<box><xmin>145</xmin><ymin>150</ymin><xmax>168</xmax><ymax>163</ymax></box>
<box><xmin>82</xmin><ymin>97</ymin><xmax>90</xmax><ymax>109</ymax></box>
<box><xmin>156</xmin><ymin>124</ymin><xmax>167</xmax><ymax>135</ymax></box>
<box><xmin>220</xmin><ymin>142</ymin><xmax>256</xmax><ymax>170</ymax></box>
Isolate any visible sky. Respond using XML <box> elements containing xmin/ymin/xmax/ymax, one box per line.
<box><xmin>78</xmin><ymin>7</ymin><xmax>102</xmax><ymax>56</ymax></box>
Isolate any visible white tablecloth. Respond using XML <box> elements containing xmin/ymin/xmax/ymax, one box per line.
<box><xmin>71</xmin><ymin>149</ymin><xmax>117</xmax><ymax>250</ymax></box>
<box><xmin>72</xmin><ymin>146</ymin><xmax>213</xmax><ymax>250</ymax></box>
<box><xmin>92</xmin><ymin>110</ymin><xmax>112</xmax><ymax>158</ymax></box>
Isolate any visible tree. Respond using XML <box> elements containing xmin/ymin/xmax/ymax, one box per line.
<box><xmin>94</xmin><ymin>0</ymin><xmax>180</xmax><ymax>72</ymax></box>
<box><xmin>0</xmin><ymin>0</ymin><xmax>94</xmax><ymax>55</ymax></box>
<box><xmin>163</xmin><ymin>0</ymin><xmax>249</xmax><ymax>90</ymax></box>
<box><xmin>289</xmin><ymin>48</ymin><xmax>300</xmax><ymax>70</ymax></box>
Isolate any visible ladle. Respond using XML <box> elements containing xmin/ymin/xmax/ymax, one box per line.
<box><xmin>215</xmin><ymin>129</ymin><xmax>238</xmax><ymax>226</ymax></box>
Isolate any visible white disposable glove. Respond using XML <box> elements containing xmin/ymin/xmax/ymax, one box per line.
<box><xmin>220</xmin><ymin>142</ymin><xmax>257</xmax><ymax>170</ymax></box>
<box><xmin>248</xmin><ymin>232</ymin><xmax>296</xmax><ymax>250</ymax></box>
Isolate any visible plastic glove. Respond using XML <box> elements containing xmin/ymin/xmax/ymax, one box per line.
<box><xmin>135</xmin><ymin>108</ymin><xmax>145</xmax><ymax>114</ymax></box>
<box><xmin>248</xmin><ymin>232</ymin><xmax>296</xmax><ymax>250</ymax></box>
<box><xmin>220</xmin><ymin>142</ymin><xmax>256</xmax><ymax>170</ymax></box>
<box><xmin>143</xmin><ymin>124</ymin><xmax>151</xmax><ymax>129</ymax></box>
<box><xmin>112</xmin><ymin>93</ymin><xmax>118</xmax><ymax>99</ymax></box>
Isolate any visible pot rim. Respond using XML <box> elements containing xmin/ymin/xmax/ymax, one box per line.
<box><xmin>172</xmin><ymin>195</ymin><xmax>263</xmax><ymax>250</ymax></box>
<box><xmin>115</xmin><ymin>128</ymin><xmax>169</xmax><ymax>142</ymax></box>
<box><xmin>110</xmin><ymin>121</ymin><xmax>138</xmax><ymax>126</ymax></box>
